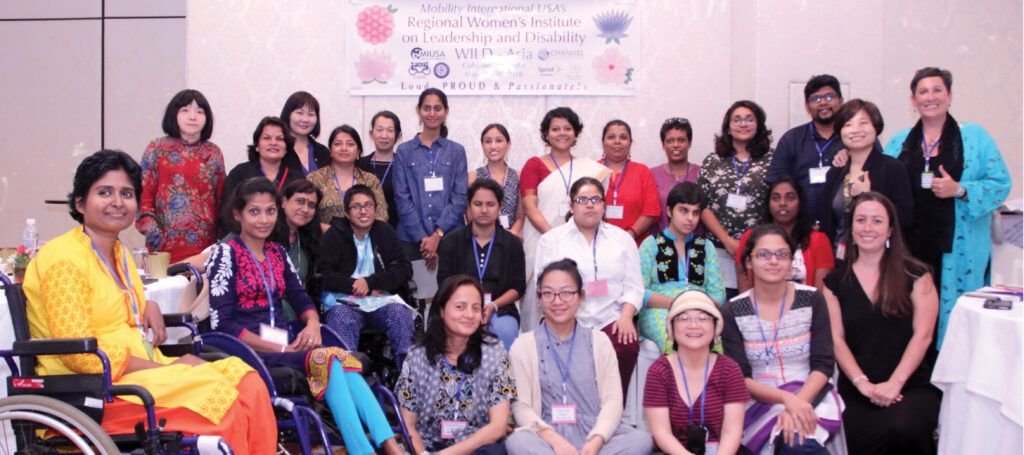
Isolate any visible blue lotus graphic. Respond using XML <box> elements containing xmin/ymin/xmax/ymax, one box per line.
<box><xmin>593</xmin><ymin>10</ymin><xmax>632</xmax><ymax>44</ymax></box>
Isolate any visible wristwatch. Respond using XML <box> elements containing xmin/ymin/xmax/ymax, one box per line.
<box><xmin>434</xmin><ymin>228</ymin><xmax>445</xmax><ymax>238</ymax></box>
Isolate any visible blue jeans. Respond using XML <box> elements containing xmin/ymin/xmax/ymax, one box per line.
<box><xmin>776</xmin><ymin>434</ymin><xmax>828</xmax><ymax>454</ymax></box>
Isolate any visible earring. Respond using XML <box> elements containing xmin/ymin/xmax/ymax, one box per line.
<box><xmin>885</xmin><ymin>238</ymin><xmax>890</xmax><ymax>249</ymax></box>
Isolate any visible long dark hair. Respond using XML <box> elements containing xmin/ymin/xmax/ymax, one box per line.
<box><xmin>223</xmin><ymin>177</ymin><xmax>281</xmax><ymax>234</ymax></box>
<box><xmin>841</xmin><ymin>192</ymin><xmax>927</xmax><ymax>317</ymax></box>
<box><xmin>764</xmin><ymin>176</ymin><xmax>812</xmax><ymax>249</ymax></box>
<box><xmin>416</xmin><ymin>274</ymin><xmax>497</xmax><ymax>373</ymax></box>
<box><xmin>271</xmin><ymin>178</ymin><xmax>322</xmax><ymax>267</ymax></box>
<box><xmin>279</xmin><ymin>91</ymin><xmax>321</xmax><ymax>139</ymax></box>
<box><xmin>714</xmin><ymin>100</ymin><xmax>772</xmax><ymax>159</ymax></box>
<box><xmin>326</xmin><ymin>124</ymin><xmax>365</xmax><ymax>158</ymax></box>
<box><xmin>417</xmin><ymin>88</ymin><xmax>449</xmax><ymax>138</ymax></box>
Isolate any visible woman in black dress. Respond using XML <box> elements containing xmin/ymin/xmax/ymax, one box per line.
<box><xmin>822</xmin><ymin>191</ymin><xmax>940</xmax><ymax>454</ymax></box>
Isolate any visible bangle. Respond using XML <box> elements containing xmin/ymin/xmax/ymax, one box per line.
<box><xmin>280</xmin><ymin>344</ymin><xmax>287</xmax><ymax>353</ymax></box>
<box><xmin>954</xmin><ymin>184</ymin><xmax>967</xmax><ymax>199</ymax></box>
<box><xmin>490</xmin><ymin>301</ymin><xmax>499</xmax><ymax>313</ymax></box>
<box><xmin>852</xmin><ymin>375</ymin><xmax>868</xmax><ymax>385</ymax></box>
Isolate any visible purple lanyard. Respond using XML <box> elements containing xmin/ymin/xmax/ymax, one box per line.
<box><xmin>484</xmin><ymin>163</ymin><xmax>507</xmax><ymax>189</ymax></box>
<box><xmin>551</xmin><ymin>154</ymin><xmax>574</xmax><ymax>196</ymax></box>
<box><xmin>85</xmin><ymin>229</ymin><xmax>144</xmax><ymax>337</ymax></box>
<box><xmin>333</xmin><ymin>170</ymin><xmax>357</xmax><ymax>203</ymax></box>
<box><xmin>471</xmin><ymin>231</ymin><xmax>496</xmax><ymax>282</ymax></box>
<box><xmin>304</xmin><ymin>143</ymin><xmax>318</xmax><ymax>175</ymax></box>
<box><xmin>731</xmin><ymin>157</ymin><xmax>751</xmax><ymax>193</ymax></box>
<box><xmin>922</xmin><ymin>137</ymin><xmax>940</xmax><ymax>172</ymax></box>
<box><xmin>442</xmin><ymin>356</ymin><xmax>467</xmax><ymax>408</ymax></box>
<box><xmin>605</xmin><ymin>160</ymin><xmax>629</xmax><ymax>205</ymax></box>
<box><xmin>751</xmin><ymin>289</ymin><xmax>788</xmax><ymax>366</ymax></box>
<box><xmin>676</xmin><ymin>354</ymin><xmax>710</xmax><ymax>428</ymax></box>
<box><xmin>809</xmin><ymin>124</ymin><xmax>835</xmax><ymax>167</ymax></box>
<box><xmin>372</xmin><ymin>154</ymin><xmax>394</xmax><ymax>184</ymax></box>
<box><xmin>422</xmin><ymin>145</ymin><xmax>442</xmax><ymax>176</ymax></box>
<box><xmin>543</xmin><ymin>321</ymin><xmax>578</xmax><ymax>403</ymax></box>
<box><xmin>670</xmin><ymin>163</ymin><xmax>691</xmax><ymax>183</ymax></box>
<box><xmin>241</xmin><ymin>242</ymin><xmax>277</xmax><ymax>327</ymax></box>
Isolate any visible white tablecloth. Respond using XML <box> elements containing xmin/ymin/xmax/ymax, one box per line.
<box><xmin>931</xmin><ymin>294</ymin><xmax>1024</xmax><ymax>454</ymax></box>
<box><xmin>143</xmin><ymin>275</ymin><xmax>190</xmax><ymax>315</ymax></box>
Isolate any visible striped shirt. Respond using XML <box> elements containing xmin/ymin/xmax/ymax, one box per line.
<box><xmin>643</xmin><ymin>354</ymin><xmax>749</xmax><ymax>445</ymax></box>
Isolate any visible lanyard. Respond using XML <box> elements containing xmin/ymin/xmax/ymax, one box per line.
<box><xmin>668</xmin><ymin>163</ymin><xmax>691</xmax><ymax>183</ymax></box>
<box><xmin>809</xmin><ymin>124</ymin><xmax>835</xmax><ymax>167</ymax></box>
<box><xmin>372</xmin><ymin>153</ymin><xmax>395</xmax><ymax>184</ymax></box>
<box><xmin>241</xmin><ymin>242</ymin><xmax>277</xmax><ymax>327</ymax></box>
<box><xmin>85</xmin><ymin>229</ymin><xmax>153</xmax><ymax>360</ymax></box>
<box><xmin>605</xmin><ymin>160</ymin><xmax>629</xmax><ymax>205</ymax></box>
<box><xmin>590</xmin><ymin>224</ymin><xmax>600</xmax><ymax>278</ymax></box>
<box><xmin>442</xmin><ymin>356</ymin><xmax>467</xmax><ymax>407</ymax></box>
<box><xmin>262</xmin><ymin>163</ymin><xmax>290</xmax><ymax>190</ymax></box>
<box><xmin>922</xmin><ymin>137</ymin><xmax>940</xmax><ymax>172</ymax></box>
<box><xmin>421</xmin><ymin>145</ymin><xmax>442</xmax><ymax>176</ymax></box>
<box><xmin>304</xmin><ymin>143</ymin><xmax>318</xmax><ymax>175</ymax></box>
<box><xmin>731</xmin><ymin>157</ymin><xmax>751</xmax><ymax>193</ymax></box>
<box><xmin>676</xmin><ymin>354</ymin><xmax>711</xmax><ymax>428</ymax></box>
<box><xmin>484</xmin><ymin>163</ymin><xmax>507</xmax><ymax>189</ymax></box>
<box><xmin>333</xmin><ymin>170</ymin><xmax>357</xmax><ymax>203</ymax></box>
<box><xmin>550</xmin><ymin>154</ymin><xmax>574</xmax><ymax>196</ymax></box>
<box><xmin>471</xmin><ymin>231</ymin><xmax>496</xmax><ymax>282</ymax></box>
<box><xmin>542</xmin><ymin>322</ymin><xmax>578</xmax><ymax>404</ymax></box>
<box><xmin>678</xmin><ymin>236</ymin><xmax>690</xmax><ymax>285</ymax></box>
<box><xmin>751</xmin><ymin>289</ymin><xmax>788</xmax><ymax>366</ymax></box>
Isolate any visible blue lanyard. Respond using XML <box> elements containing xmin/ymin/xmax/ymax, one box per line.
<box><xmin>809</xmin><ymin>124</ymin><xmax>835</xmax><ymax>167</ymax></box>
<box><xmin>676</xmin><ymin>354</ymin><xmax>711</xmax><ymax>428</ymax></box>
<box><xmin>590</xmin><ymin>224</ymin><xmax>600</xmax><ymax>278</ymax></box>
<box><xmin>550</xmin><ymin>154</ymin><xmax>574</xmax><ymax>196</ymax></box>
<box><xmin>304</xmin><ymin>143</ymin><xmax>318</xmax><ymax>175</ymax></box>
<box><xmin>678</xmin><ymin>235</ymin><xmax>690</xmax><ymax>285</ymax></box>
<box><xmin>260</xmin><ymin>164</ymin><xmax>288</xmax><ymax>191</ymax></box>
<box><xmin>751</xmin><ymin>289</ymin><xmax>788</xmax><ymax>366</ymax></box>
<box><xmin>922</xmin><ymin>137</ymin><xmax>940</xmax><ymax>172</ymax></box>
<box><xmin>483</xmin><ymin>163</ymin><xmax>507</xmax><ymax>189</ymax></box>
<box><xmin>241</xmin><ymin>242</ymin><xmax>277</xmax><ymax>327</ymax></box>
<box><xmin>731</xmin><ymin>157</ymin><xmax>751</xmax><ymax>193</ymax></box>
<box><xmin>442</xmin><ymin>356</ymin><xmax>467</xmax><ymax>407</ymax></box>
<box><xmin>372</xmin><ymin>154</ymin><xmax>395</xmax><ymax>184</ymax></box>
<box><xmin>669</xmin><ymin>162</ymin><xmax>691</xmax><ymax>183</ymax></box>
<box><xmin>605</xmin><ymin>160</ymin><xmax>629</xmax><ymax>205</ymax></box>
<box><xmin>471</xmin><ymin>231</ymin><xmax>496</xmax><ymax>282</ymax></box>
<box><xmin>333</xmin><ymin>170</ymin><xmax>357</xmax><ymax>203</ymax></box>
<box><xmin>542</xmin><ymin>322</ymin><xmax>578</xmax><ymax>404</ymax></box>
<box><xmin>421</xmin><ymin>144</ymin><xmax>442</xmax><ymax>176</ymax></box>
<box><xmin>85</xmin><ymin>229</ymin><xmax>153</xmax><ymax>360</ymax></box>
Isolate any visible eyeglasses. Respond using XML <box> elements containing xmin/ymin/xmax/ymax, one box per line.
<box><xmin>674</xmin><ymin>313</ymin><xmax>714</xmax><ymax>325</ymax></box>
<box><xmin>663</xmin><ymin>117</ymin><xmax>690</xmax><ymax>125</ymax></box>
<box><xmin>572</xmin><ymin>196</ymin><xmax>604</xmax><ymax>205</ymax></box>
<box><xmin>753</xmin><ymin>249</ymin><xmax>791</xmax><ymax>261</ymax></box>
<box><xmin>539</xmin><ymin>290</ymin><xmax>578</xmax><ymax>302</ymax></box>
<box><xmin>730</xmin><ymin>116</ymin><xmax>756</xmax><ymax>126</ymax></box>
<box><xmin>807</xmin><ymin>93</ymin><xmax>839</xmax><ymax>104</ymax></box>
<box><xmin>348</xmin><ymin>202</ymin><xmax>377</xmax><ymax>212</ymax></box>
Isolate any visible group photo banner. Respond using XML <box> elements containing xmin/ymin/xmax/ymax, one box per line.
<box><xmin>346</xmin><ymin>0</ymin><xmax>642</xmax><ymax>96</ymax></box>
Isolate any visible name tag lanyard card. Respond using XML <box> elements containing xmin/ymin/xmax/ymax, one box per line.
<box><xmin>751</xmin><ymin>291</ymin><xmax>787</xmax><ymax>388</ymax></box>
<box><xmin>728</xmin><ymin>157</ymin><xmax>751</xmax><ymax>211</ymax></box>
<box><xmin>675</xmin><ymin>352</ymin><xmax>711</xmax><ymax>445</ymax></box>
<box><xmin>441</xmin><ymin>356</ymin><xmax>469</xmax><ymax>438</ymax></box>
<box><xmin>809</xmin><ymin>124</ymin><xmax>834</xmax><ymax>184</ymax></box>
<box><xmin>605</xmin><ymin>161</ymin><xmax>629</xmax><ymax>220</ymax></box>
<box><xmin>586</xmin><ymin>226</ymin><xmax>608</xmax><ymax>297</ymax></box>
<box><xmin>87</xmin><ymin>229</ymin><xmax>156</xmax><ymax>361</ymax></box>
<box><xmin>483</xmin><ymin>164</ymin><xmax>512</xmax><ymax>228</ymax></box>
<box><xmin>543</xmin><ymin>322</ymin><xmax>579</xmax><ymax>424</ymax></box>
<box><xmin>372</xmin><ymin>155</ymin><xmax>394</xmax><ymax>185</ymax></box>
<box><xmin>552</xmin><ymin>154</ymin><xmax>574</xmax><ymax>214</ymax></box>
<box><xmin>243</xmin><ymin>243</ymin><xmax>289</xmax><ymax>346</ymax></box>
<box><xmin>472</xmin><ymin>231</ymin><xmax>496</xmax><ymax>284</ymax></box>
<box><xmin>423</xmin><ymin>146</ymin><xmax>445</xmax><ymax>192</ymax></box>
<box><xmin>921</xmin><ymin>137</ymin><xmax>939</xmax><ymax>189</ymax></box>
<box><xmin>333</xmin><ymin>171</ymin><xmax>357</xmax><ymax>202</ymax></box>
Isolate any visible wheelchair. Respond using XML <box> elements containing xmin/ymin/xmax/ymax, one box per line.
<box><xmin>0</xmin><ymin>272</ymin><xmax>234</xmax><ymax>454</ymax></box>
<box><xmin>167</xmin><ymin>263</ymin><xmax>414</xmax><ymax>454</ymax></box>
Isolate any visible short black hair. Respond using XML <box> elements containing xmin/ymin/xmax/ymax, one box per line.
<box><xmin>910</xmin><ymin>67</ymin><xmax>953</xmax><ymax>93</ymax></box>
<box><xmin>162</xmin><ymin>89</ymin><xmax>214</xmax><ymax>141</ymax></box>
<box><xmin>326</xmin><ymin>124</ymin><xmax>365</xmax><ymax>158</ymax></box>
<box><xmin>280</xmin><ymin>91</ymin><xmax>321</xmax><ymax>139</ymax></box>
<box><xmin>540</xmin><ymin>107</ymin><xmax>583</xmax><ymax>146</ymax></box>
<box><xmin>468</xmin><ymin>178</ymin><xmax>504</xmax><ymax>207</ymax></box>
<box><xmin>224</xmin><ymin>177</ymin><xmax>282</xmax><ymax>234</ymax></box>
<box><xmin>660</xmin><ymin>117</ymin><xmax>692</xmax><ymax>142</ymax></box>
<box><xmin>666</xmin><ymin>182</ymin><xmax>705</xmax><ymax>210</ymax></box>
<box><xmin>370</xmin><ymin>110</ymin><xmax>403</xmax><ymax>142</ymax></box>
<box><xmin>804</xmin><ymin>74</ymin><xmax>842</xmax><ymax>101</ymax></box>
<box><xmin>247</xmin><ymin>116</ymin><xmax>294</xmax><ymax>162</ymax></box>
<box><xmin>68</xmin><ymin>150</ymin><xmax>142</xmax><ymax>223</ymax></box>
<box><xmin>834</xmin><ymin>99</ymin><xmax>885</xmax><ymax>137</ymax></box>
<box><xmin>343</xmin><ymin>184</ymin><xmax>376</xmax><ymax>211</ymax></box>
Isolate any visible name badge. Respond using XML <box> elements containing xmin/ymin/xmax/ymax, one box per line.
<box><xmin>484</xmin><ymin>293</ymin><xmax>493</xmax><ymax>306</ymax></box>
<box><xmin>809</xmin><ymin>166</ymin><xmax>829</xmax><ymax>184</ymax></box>
<box><xmin>558</xmin><ymin>202</ymin><xmax>571</xmax><ymax>216</ymax></box>
<box><xmin>441</xmin><ymin>419</ymin><xmax>468</xmax><ymax>439</ymax></box>
<box><xmin>499</xmin><ymin>214</ymin><xmax>510</xmax><ymax>229</ymax></box>
<box><xmin>755</xmin><ymin>373</ymin><xmax>778</xmax><ymax>389</ymax></box>
<box><xmin>726</xmin><ymin>193</ymin><xmax>748</xmax><ymax>211</ymax></box>
<box><xmin>920</xmin><ymin>172</ymin><xmax>934</xmax><ymax>189</ymax></box>
<box><xmin>835</xmin><ymin>242</ymin><xmax>846</xmax><ymax>261</ymax></box>
<box><xmin>605</xmin><ymin>205</ymin><xmax>625</xmax><ymax>220</ymax></box>
<box><xmin>260</xmin><ymin>323</ymin><xmax>289</xmax><ymax>347</ymax></box>
<box><xmin>551</xmin><ymin>404</ymin><xmax>578</xmax><ymax>424</ymax></box>
<box><xmin>587</xmin><ymin>279</ymin><xmax>609</xmax><ymax>297</ymax></box>
<box><xmin>424</xmin><ymin>176</ymin><xmax>445</xmax><ymax>192</ymax></box>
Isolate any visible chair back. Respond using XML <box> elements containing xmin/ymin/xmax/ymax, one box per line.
<box><xmin>2</xmin><ymin>276</ymin><xmax>36</xmax><ymax>375</ymax></box>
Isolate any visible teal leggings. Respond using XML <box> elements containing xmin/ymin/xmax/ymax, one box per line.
<box><xmin>324</xmin><ymin>358</ymin><xmax>396</xmax><ymax>455</ymax></box>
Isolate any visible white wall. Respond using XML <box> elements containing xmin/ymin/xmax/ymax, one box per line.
<box><xmin>1</xmin><ymin>0</ymin><xmax>1020</xmax><ymax>248</ymax></box>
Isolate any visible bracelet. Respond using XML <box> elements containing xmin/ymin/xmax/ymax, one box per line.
<box><xmin>280</xmin><ymin>344</ymin><xmax>287</xmax><ymax>353</ymax></box>
<box><xmin>490</xmin><ymin>301</ymin><xmax>500</xmax><ymax>313</ymax></box>
<box><xmin>954</xmin><ymin>184</ymin><xmax>967</xmax><ymax>199</ymax></box>
<box><xmin>852</xmin><ymin>375</ymin><xmax>868</xmax><ymax>385</ymax></box>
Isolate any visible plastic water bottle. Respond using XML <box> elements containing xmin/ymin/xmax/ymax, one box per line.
<box><xmin>22</xmin><ymin>218</ymin><xmax>39</xmax><ymax>250</ymax></box>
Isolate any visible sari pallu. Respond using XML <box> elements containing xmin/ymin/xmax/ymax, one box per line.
<box><xmin>742</xmin><ymin>381</ymin><xmax>844</xmax><ymax>455</ymax></box>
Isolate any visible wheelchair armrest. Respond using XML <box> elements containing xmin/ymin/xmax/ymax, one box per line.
<box><xmin>168</xmin><ymin>262</ymin><xmax>203</xmax><ymax>289</ymax></box>
<box><xmin>200</xmin><ymin>332</ymin><xmax>279</xmax><ymax>397</ymax></box>
<box><xmin>12</xmin><ymin>338</ymin><xmax>97</xmax><ymax>356</ymax></box>
<box><xmin>109</xmin><ymin>384</ymin><xmax>158</xmax><ymax>430</ymax></box>
<box><xmin>162</xmin><ymin>313</ymin><xmax>194</xmax><ymax>325</ymax></box>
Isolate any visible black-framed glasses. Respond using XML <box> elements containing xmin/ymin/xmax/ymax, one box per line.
<box><xmin>571</xmin><ymin>196</ymin><xmax>604</xmax><ymax>205</ymax></box>
<box><xmin>753</xmin><ymin>249</ymin><xmax>791</xmax><ymax>261</ymax></box>
<box><xmin>663</xmin><ymin>117</ymin><xmax>690</xmax><ymax>125</ymax></box>
<box><xmin>348</xmin><ymin>202</ymin><xmax>377</xmax><ymax>212</ymax></box>
<box><xmin>807</xmin><ymin>93</ymin><xmax>839</xmax><ymax>104</ymax></box>
<box><xmin>538</xmin><ymin>290</ymin><xmax>579</xmax><ymax>302</ymax></box>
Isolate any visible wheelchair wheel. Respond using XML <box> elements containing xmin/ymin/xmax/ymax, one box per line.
<box><xmin>0</xmin><ymin>394</ymin><xmax>119</xmax><ymax>454</ymax></box>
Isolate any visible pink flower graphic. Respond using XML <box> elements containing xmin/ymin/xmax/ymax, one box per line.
<box><xmin>355</xmin><ymin>51</ymin><xmax>396</xmax><ymax>83</ymax></box>
<box><xmin>356</xmin><ymin>5</ymin><xmax>397</xmax><ymax>45</ymax></box>
<box><xmin>592</xmin><ymin>48</ymin><xmax>633</xmax><ymax>85</ymax></box>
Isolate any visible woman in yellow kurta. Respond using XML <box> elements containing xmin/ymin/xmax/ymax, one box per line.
<box><xmin>23</xmin><ymin>149</ymin><xmax>277</xmax><ymax>454</ymax></box>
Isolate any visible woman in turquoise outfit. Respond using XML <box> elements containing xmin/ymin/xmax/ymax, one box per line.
<box><xmin>638</xmin><ymin>182</ymin><xmax>726</xmax><ymax>353</ymax></box>
<box><xmin>882</xmin><ymin>66</ymin><xmax>1011</xmax><ymax>348</ymax></box>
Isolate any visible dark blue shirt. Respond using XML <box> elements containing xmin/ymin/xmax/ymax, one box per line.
<box><xmin>766</xmin><ymin>122</ymin><xmax>844</xmax><ymax>224</ymax></box>
<box><xmin>392</xmin><ymin>135</ymin><xmax>468</xmax><ymax>242</ymax></box>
